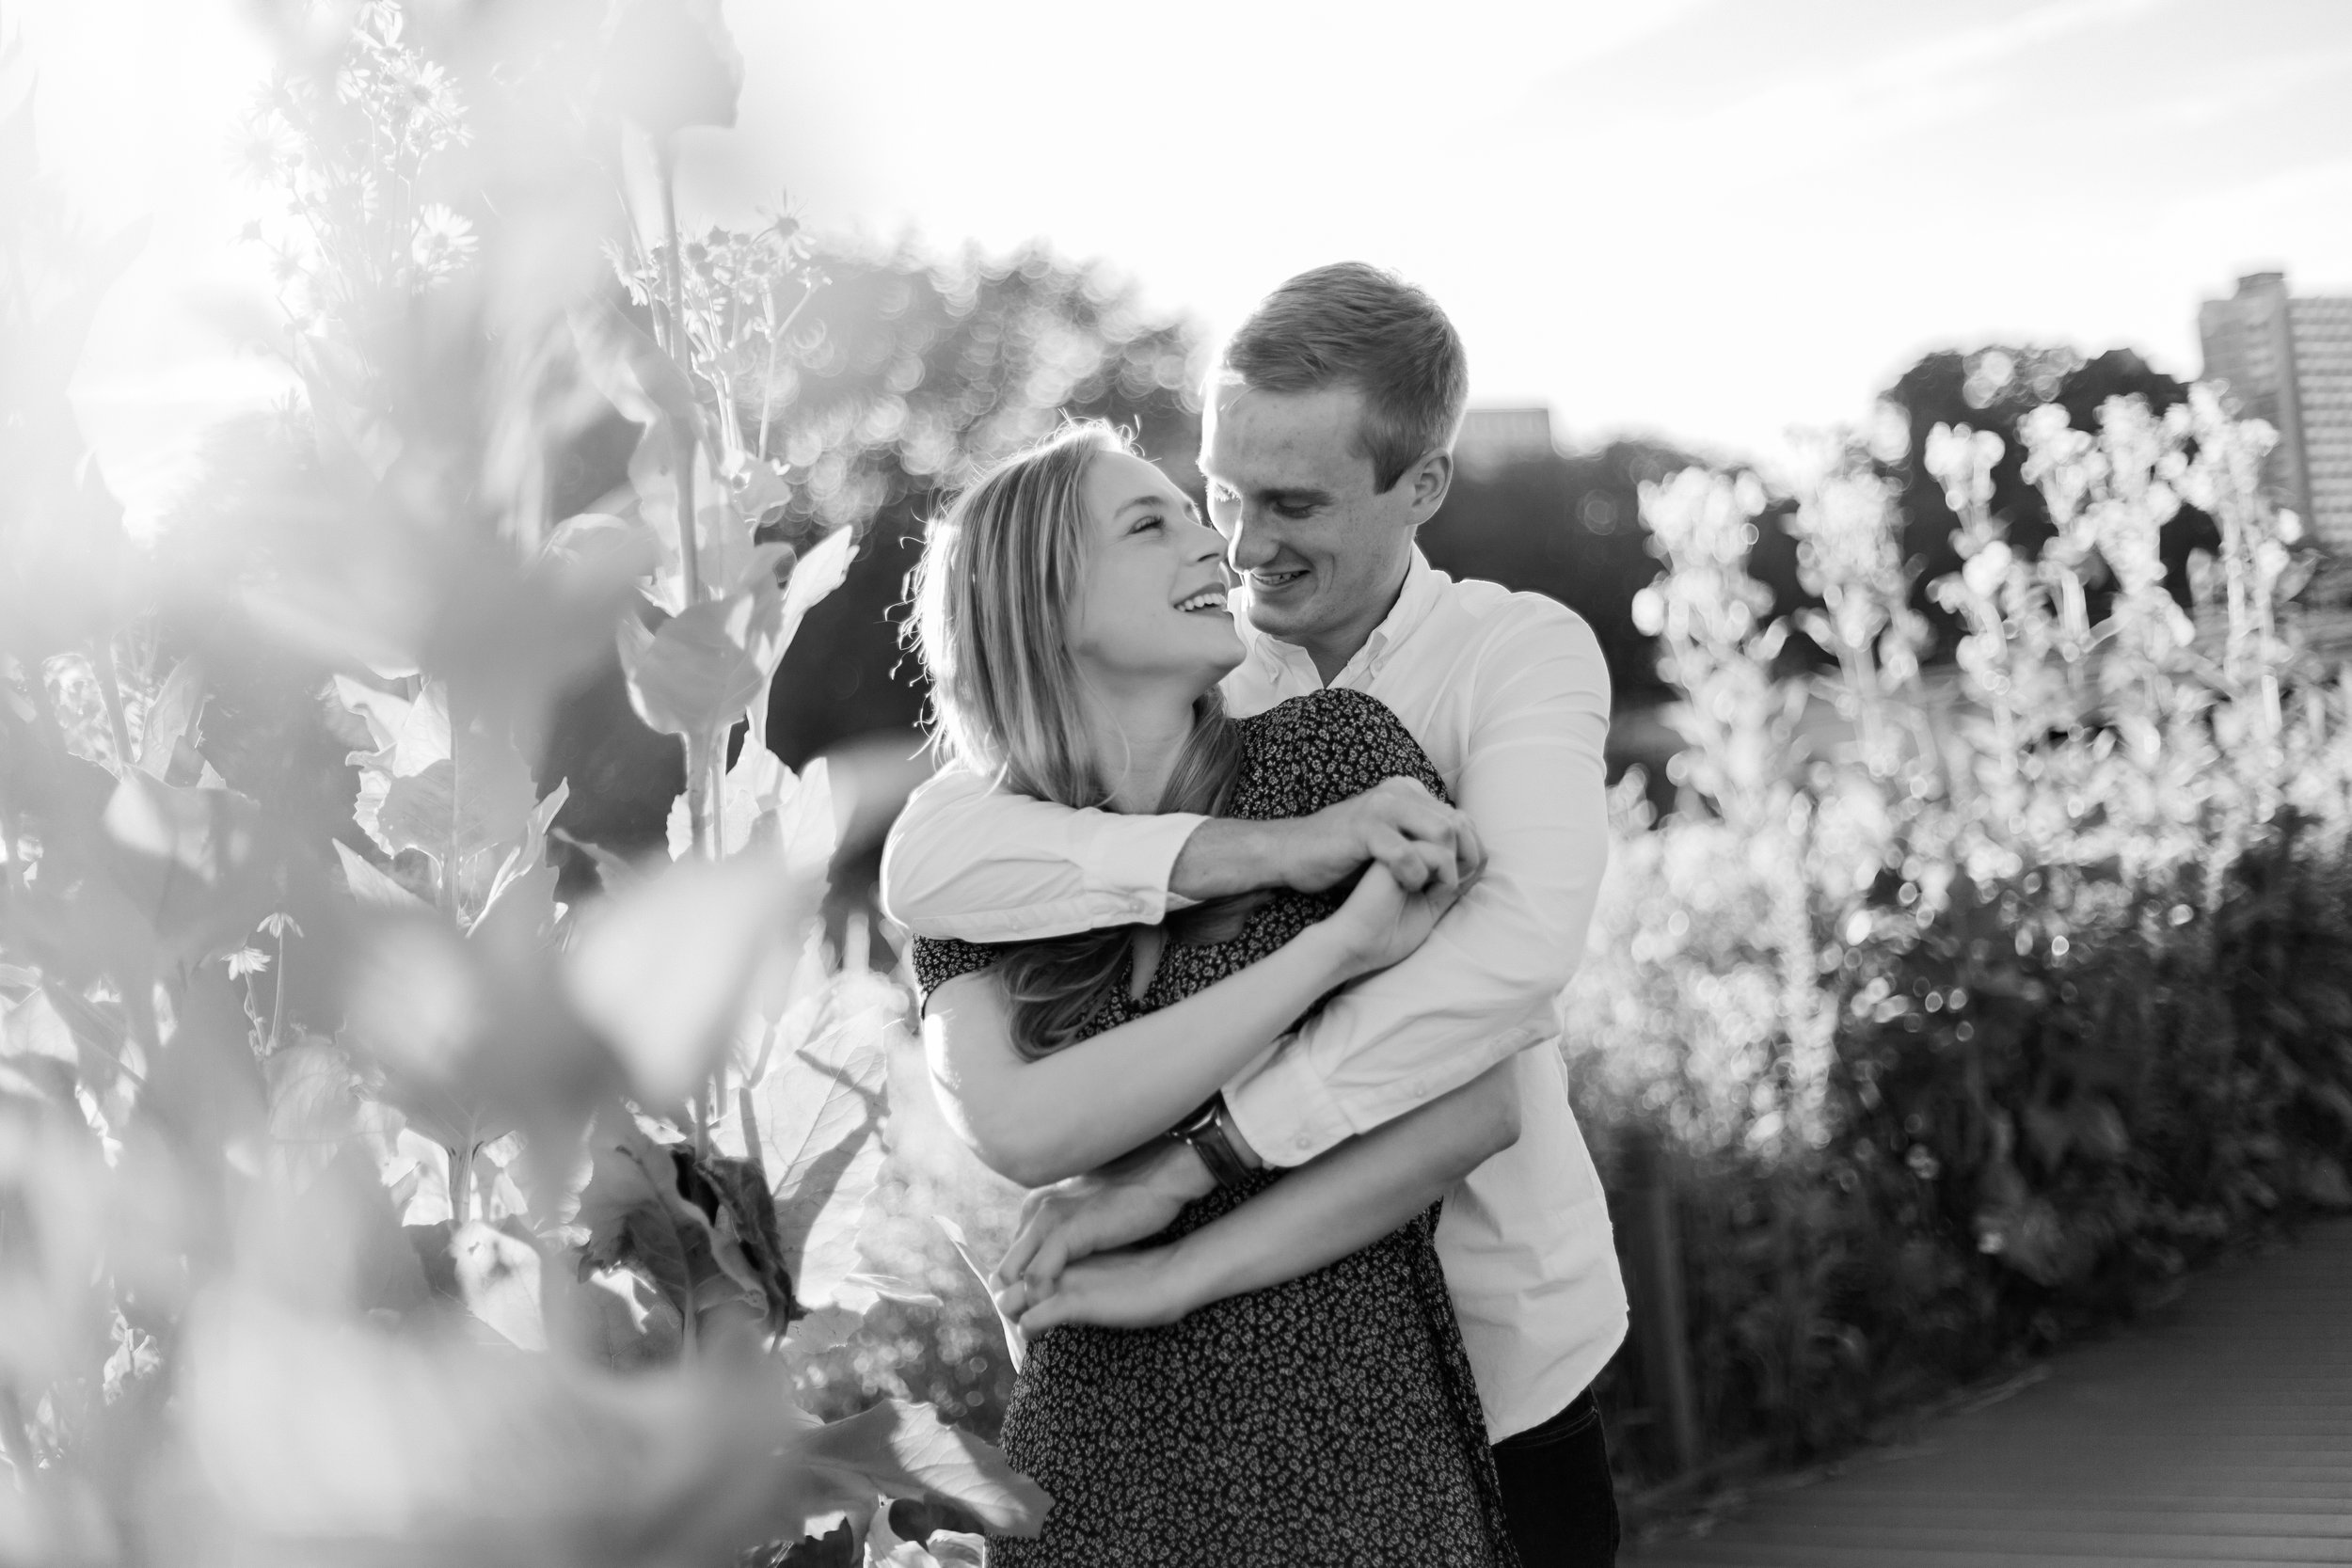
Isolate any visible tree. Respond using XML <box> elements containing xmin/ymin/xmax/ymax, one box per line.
<box><xmin>1881</xmin><ymin>345</ymin><xmax>2215</xmax><ymax>629</ymax></box>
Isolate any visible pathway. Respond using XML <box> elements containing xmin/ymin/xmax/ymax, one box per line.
<box><xmin>1629</xmin><ymin>1220</ymin><xmax>2352</xmax><ymax>1567</ymax></box>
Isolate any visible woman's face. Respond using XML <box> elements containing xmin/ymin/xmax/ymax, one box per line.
<box><xmin>1065</xmin><ymin>449</ymin><xmax>1241</xmax><ymax>696</ymax></box>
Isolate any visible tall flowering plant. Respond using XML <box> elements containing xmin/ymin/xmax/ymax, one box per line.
<box><xmin>0</xmin><ymin>6</ymin><xmax>1040</xmax><ymax>1562</ymax></box>
<box><xmin>1572</xmin><ymin>389</ymin><xmax>2352</xmax><ymax>1477</ymax></box>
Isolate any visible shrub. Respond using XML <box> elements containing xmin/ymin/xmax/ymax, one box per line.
<box><xmin>0</xmin><ymin>6</ymin><xmax>1039</xmax><ymax>1562</ymax></box>
<box><xmin>1574</xmin><ymin>393</ymin><xmax>2352</xmax><ymax>1479</ymax></box>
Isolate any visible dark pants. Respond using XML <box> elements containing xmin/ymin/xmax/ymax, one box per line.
<box><xmin>1490</xmin><ymin>1389</ymin><xmax>1620</xmax><ymax>1568</ymax></box>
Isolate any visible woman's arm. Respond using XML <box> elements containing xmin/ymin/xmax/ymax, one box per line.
<box><xmin>1006</xmin><ymin>1060</ymin><xmax>1521</xmax><ymax>1333</ymax></box>
<box><xmin>926</xmin><ymin>863</ymin><xmax>1462</xmax><ymax>1188</ymax></box>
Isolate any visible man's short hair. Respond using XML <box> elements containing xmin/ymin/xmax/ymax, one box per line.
<box><xmin>1221</xmin><ymin>261</ymin><xmax>1470</xmax><ymax>493</ymax></box>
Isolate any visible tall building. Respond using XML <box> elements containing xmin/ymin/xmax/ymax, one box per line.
<box><xmin>2198</xmin><ymin>271</ymin><xmax>2352</xmax><ymax>552</ymax></box>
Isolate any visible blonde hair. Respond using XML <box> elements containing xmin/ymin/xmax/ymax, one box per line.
<box><xmin>1222</xmin><ymin>261</ymin><xmax>1468</xmax><ymax>492</ymax></box>
<box><xmin>906</xmin><ymin>420</ymin><xmax>1252</xmax><ymax>1055</ymax></box>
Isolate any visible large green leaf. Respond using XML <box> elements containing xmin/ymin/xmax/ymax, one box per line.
<box><xmin>377</xmin><ymin>748</ymin><xmax>536</xmax><ymax>879</ymax></box>
<box><xmin>799</xmin><ymin>1400</ymin><xmax>1048</xmax><ymax>1537</ymax></box>
<box><xmin>333</xmin><ymin>840</ymin><xmax>428</xmax><ymax>912</ymax></box>
<box><xmin>603</xmin><ymin>0</ymin><xmax>744</xmax><ymax>136</ymax></box>
<box><xmin>182</xmin><ymin>1292</ymin><xmax>824</xmax><ymax>1565</ymax></box>
<box><xmin>447</xmin><ymin>1221</ymin><xmax>549</xmax><ymax>1352</ymax></box>
<box><xmin>574</xmin><ymin>1112</ymin><xmax>765</xmax><ymax>1337</ymax></box>
<box><xmin>752</xmin><ymin>977</ymin><xmax>896</xmax><ymax>1309</ymax></box>
<box><xmin>264</xmin><ymin>1041</ymin><xmax>401</xmax><ymax>1195</ymax></box>
<box><xmin>99</xmin><ymin>771</ymin><xmax>274</xmax><ymax>966</ymax></box>
<box><xmin>135</xmin><ymin>654</ymin><xmax>206</xmax><ymax>781</ymax></box>
<box><xmin>564</xmin><ymin>852</ymin><xmax>806</xmax><ymax>1106</ymax></box>
<box><xmin>617</xmin><ymin>579</ymin><xmax>785</xmax><ymax>740</ymax></box>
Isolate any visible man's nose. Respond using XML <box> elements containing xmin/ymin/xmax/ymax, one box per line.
<box><xmin>1225</xmin><ymin>502</ymin><xmax>1280</xmax><ymax>573</ymax></box>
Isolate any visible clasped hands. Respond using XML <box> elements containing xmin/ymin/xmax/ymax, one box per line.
<box><xmin>988</xmin><ymin>775</ymin><xmax>1483</xmax><ymax>1337</ymax></box>
<box><xmin>990</xmin><ymin>1135</ymin><xmax>1218</xmax><ymax>1336</ymax></box>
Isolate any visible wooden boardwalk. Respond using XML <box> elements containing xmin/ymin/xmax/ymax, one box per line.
<box><xmin>1631</xmin><ymin>1220</ymin><xmax>2352</xmax><ymax>1568</ymax></box>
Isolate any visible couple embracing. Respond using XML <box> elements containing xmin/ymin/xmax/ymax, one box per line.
<box><xmin>882</xmin><ymin>263</ymin><xmax>1628</xmax><ymax>1566</ymax></box>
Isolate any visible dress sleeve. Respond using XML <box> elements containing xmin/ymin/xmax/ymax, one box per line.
<box><xmin>1243</xmin><ymin>688</ymin><xmax>1452</xmax><ymax>814</ymax></box>
<box><xmin>909</xmin><ymin>935</ymin><xmax>1003</xmax><ymax>1010</ymax></box>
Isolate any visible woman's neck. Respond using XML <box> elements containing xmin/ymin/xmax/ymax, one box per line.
<box><xmin>1079</xmin><ymin>678</ymin><xmax>1200</xmax><ymax>815</ymax></box>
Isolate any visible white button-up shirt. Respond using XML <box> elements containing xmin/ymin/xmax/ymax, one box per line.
<box><xmin>881</xmin><ymin>549</ymin><xmax>1627</xmax><ymax>1440</ymax></box>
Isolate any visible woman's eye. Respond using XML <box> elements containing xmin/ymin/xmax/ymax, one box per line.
<box><xmin>1132</xmin><ymin>515</ymin><xmax>1163</xmax><ymax>533</ymax></box>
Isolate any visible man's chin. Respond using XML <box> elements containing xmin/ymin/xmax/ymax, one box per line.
<box><xmin>1238</xmin><ymin>585</ymin><xmax>1312</xmax><ymax>640</ymax></box>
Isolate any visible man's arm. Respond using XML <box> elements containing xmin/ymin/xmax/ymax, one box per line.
<box><xmin>1003</xmin><ymin>1061</ymin><xmax>1521</xmax><ymax>1334</ymax></box>
<box><xmin>881</xmin><ymin>766</ymin><xmax>1478</xmax><ymax>942</ymax></box>
<box><xmin>1223</xmin><ymin>605</ymin><xmax>1612</xmax><ymax>1167</ymax></box>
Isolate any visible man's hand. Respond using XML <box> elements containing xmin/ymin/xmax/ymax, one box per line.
<box><xmin>1171</xmin><ymin>776</ymin><xmax>1484</xmax><ymax>903</ymax></box>
<box><xmin>1288</xmin><ymin>776</ymin><xmax>1485</xmax><ymax>895</ymax></box>
<box><xmin>994</xmin><ymin>1137</ymin><xmax>1216</xmax><ymax>1299</ymax></box>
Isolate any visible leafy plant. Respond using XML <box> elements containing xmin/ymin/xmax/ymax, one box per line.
<box><xmin>0</xmin><ymin>5</ymin><xmax>1041</xmax><ymax>1562</ymax></box>
<box><xmin>1576</xmin><ymin>387</ymin><xmax>2352</xmax><ymax>1481</ymax></box>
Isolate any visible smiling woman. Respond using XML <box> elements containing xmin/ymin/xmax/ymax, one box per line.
<box><xmin>895</xmin><ymin>419</ymin><xmax>1521</xmax><ymax>1565</ymax></box>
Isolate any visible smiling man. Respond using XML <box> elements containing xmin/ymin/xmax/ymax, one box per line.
<box><xmin>882</xmin><ymin>262</ymin><xmax>1627</xmax><ymax>1566</ymax></box>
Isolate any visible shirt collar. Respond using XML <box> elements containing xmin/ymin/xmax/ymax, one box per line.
<box><xmin>1241</xmin><ymin>547</ymin><xmax>1448</xmax><ymax>690</ymax></box>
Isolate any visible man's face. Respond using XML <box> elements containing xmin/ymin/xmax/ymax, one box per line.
<box><xmin>1200</xmin><ymin>376</ymin><xmax>1434</xmax><ymax>676</ymax></box>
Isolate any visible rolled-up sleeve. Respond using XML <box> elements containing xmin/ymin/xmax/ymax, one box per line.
<box><xmin>880</xmin><ymin>768</ymin><xmax>1208</xmax><ymax>942</ymax></box>
<box><xmin>1225</xmin><ymin>607</ymin><xmax>1612</xmax><ymax>1166</ymax></box>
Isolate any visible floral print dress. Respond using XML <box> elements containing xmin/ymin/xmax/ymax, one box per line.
<box><xmin>914</xmin><ymin>688</ymin><xmax>1519</xmax><ymax>1568</ymax></box>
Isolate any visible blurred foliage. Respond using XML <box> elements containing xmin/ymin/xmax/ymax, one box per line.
<box><xmin>1568</xmin><ymin>389</ymin><xmax>2352</xmax><ymax>1482</ymax></box>
<box><xmin>0</xmin><ymin>5</ymin><xmax>1040</xmax><ymax>1563</ymax></box>
<box><xmin>757</xmin><ymin>244</ymin><xmax>1204</xmax><ymax>774</ymax></box>
<box><xmin>478</xmin><ymin>241</ymin><xmax>1206</xmax><ymax>884</ymax></box>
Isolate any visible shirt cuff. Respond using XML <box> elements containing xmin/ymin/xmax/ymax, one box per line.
<box><xmin>891</xmin><ymin>809</ymin><xmax>1209</xmax><ymax>941</ymax></box>
<box><xmin>1223</xmin><ymin>1038</ymin><xmax>1358</xmax><ymax>1168</ymax></box>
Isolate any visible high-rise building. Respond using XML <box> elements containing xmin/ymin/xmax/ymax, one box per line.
<box><xmin>2198</xmin><ymin>271</ymin><xmax>2352</xmax><ymax>553</ymax></box>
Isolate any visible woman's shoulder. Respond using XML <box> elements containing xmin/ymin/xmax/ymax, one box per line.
<box><xmin>909</xmin><ymin>935</ymin><xmax>1001</xmax><ymax>1006</ymax></box>
<box><xmin>1234</xmin><ymin>688</ymin><xmax>1448</xmax><ymax>810</ymax></box>
<box><xmin>1240</xmin><ymin>686</ymin><xmax>1406</xmax><ymax>744</ymax></box>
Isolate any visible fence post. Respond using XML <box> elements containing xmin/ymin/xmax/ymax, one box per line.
<box><xmin>1622</xmin><ymin>1125</ymin><xmax>1702</xmax><ymax>1476</ymax></box>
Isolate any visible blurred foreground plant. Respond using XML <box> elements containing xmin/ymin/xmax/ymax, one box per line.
<box><xmin>0</xmin><ymin>7</ymin><xmax>1039</xmax><ymax>1563</ymax></box>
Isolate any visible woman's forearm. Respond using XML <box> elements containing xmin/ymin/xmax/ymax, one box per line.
<box><xmin>931</xmin><ymin>922</ymin><xmax>1361</xmax><ymax>1186</ymax></box>
<box><xmin>1162</xmin><ymin>1061</ymin><xmax>1521</xmax><ymax>1310</ymax></box>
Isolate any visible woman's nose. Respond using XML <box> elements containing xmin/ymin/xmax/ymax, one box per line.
<box><xmin>1185</xmin><ymin>517</ymin><xmax>1226</xmax><ymax>563</ymax></box>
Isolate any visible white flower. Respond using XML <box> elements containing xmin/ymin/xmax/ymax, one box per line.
<box><xmin>410</xmin><ymin>203</ymin><xmax>477</xmax><ymax>282</ymax></box>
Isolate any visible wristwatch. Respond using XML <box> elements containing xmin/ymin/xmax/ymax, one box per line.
<box><xmin>1174</xmin><ymin>1094</ymin><xmax>1255</xmax><ymax>1190</ymax></box>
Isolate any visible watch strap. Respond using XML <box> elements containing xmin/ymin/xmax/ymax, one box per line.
<box><xmin>1176</xmin><ymin>1094</ymin><xmax>1253</xmax><ymax>1190</ymax></box>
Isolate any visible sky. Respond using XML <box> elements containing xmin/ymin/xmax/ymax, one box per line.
<box><xmin>18</xmin><ymin>0</ymin><xmax>2352</xmax><ymax>525</ymax></box>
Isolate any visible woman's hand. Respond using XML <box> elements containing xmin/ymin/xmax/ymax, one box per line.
<box><xmin>996</xmin><ymin>1139</ymin><xmax>1216</xmax><ymax>1299</ymax></box>
<box><xmin>1007</xmin><ymin>1244</ymin><xmax>1200</xmax><ymax>1335</ymax></box>
<box><xmin>1321</xmin><ymin>857</ymin><xmax>1474</xmax><ymax>980</ymax></box>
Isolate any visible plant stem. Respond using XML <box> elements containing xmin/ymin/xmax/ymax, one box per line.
<box><xmin>0</xmin><ymin>1383</ymin><xmax>38</xmax><ymax>1482</ymax></box>
<box><xmin>93</xmin><ymin>639</ymin><xmax>135</xmax><ymax>775</ymax></box>
<box><xmin>655</xmin><ymin>135</ymin><xmax>703</xmax><ymax>611</ymax></box>
<box><xmin>738</xmin><ymin>1083</ymin><xmax>767</xmax><ymax>1184</ymax></box>
<box><xmin>448</xmin><ymin>1142</ymin><xmax>473</xmax><ymax>1227</ymax></box>
<box><xmin>267</xmin><ymin>922</ymin><xmax>290</xmax><ymax>1053</ymax></box>
<box><xmin>441</xmin><ymin>719</ymin><xmax>462</xmax><ymax>915</ymax></box>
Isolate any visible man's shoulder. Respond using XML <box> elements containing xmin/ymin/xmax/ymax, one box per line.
<box><xmin>1428</xmin><ymin>572</ymin><xmax>1604</xmax><ymax>663</ymax></box>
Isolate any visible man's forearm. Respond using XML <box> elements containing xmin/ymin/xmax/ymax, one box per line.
<box><xmin>1167</xmin><ymin>817</ymin><xmax>1287</xmax><ymax>901</ymax></box>
<box><xmin>1167</xmin><ymin>1063</ymin><xmax>1519</xmax><ymax>1312</ymax></box>
<box><xmin>1170</xmin><ymin>777</ymin><xmax>1483</xmax><ymax>901</ymax></box>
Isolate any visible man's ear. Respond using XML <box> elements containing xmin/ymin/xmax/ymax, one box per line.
<box><xmin>1405</xmin><ymin>449</ymin><xmax>1454</xmax><ymax>524</ymax></box>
